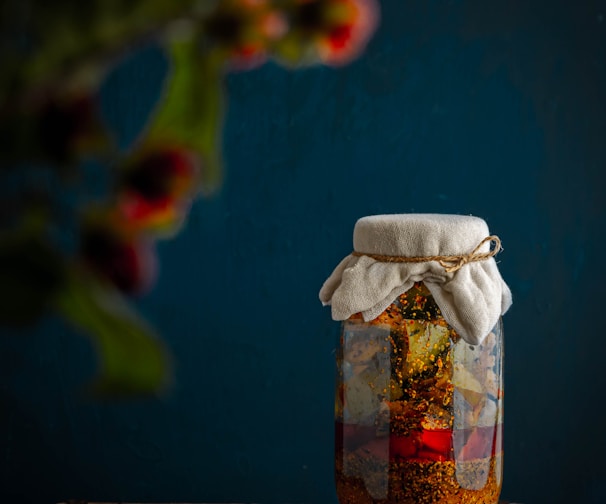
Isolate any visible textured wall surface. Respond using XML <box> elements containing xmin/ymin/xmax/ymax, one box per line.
<box><xmin>1</xmin><ymin>1</ymin><xmax>606</xmax><ymax>503</ymax></box>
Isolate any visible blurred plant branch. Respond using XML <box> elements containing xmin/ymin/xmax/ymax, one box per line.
<box><xmin>0</xmin><ymin>0</ymin><xmax>379</xmax><ymax>397</ymax></box>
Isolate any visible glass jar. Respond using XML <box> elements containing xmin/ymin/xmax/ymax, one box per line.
<box><xmin>334</xmin><ymin>282</ymin><xmax>503</xmax><ymax>504</ymax></box>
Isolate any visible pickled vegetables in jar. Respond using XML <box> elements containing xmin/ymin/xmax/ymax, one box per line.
<box><xmin>320</xmin><ymin>214</ymin><xmax>512</xmax><ymax>504</ymax></box>
<box><xmin>334</xmin><ymin>282</ymin><xmax>503</xmax><ymax>504</ymax></box>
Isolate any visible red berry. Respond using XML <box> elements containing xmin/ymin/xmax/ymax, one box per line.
<box><xmin>326</xmin><ymin>24</ymin><xmax>354</xmax><ymax>51</ymax></box>
<box><xmin>122</xmin><ymin>148</ymin><xmax>197</xmax><ymax>202</ymax></box>
<box><xmin>315</xmin><ymin>0</ymin><xmax>379</xmax><ymax>66</ymax></box>
<box><xmin>119</xmin><ymin>148</ymin><xmax>198</xmax><ymax>232</ymax></box>
<box><xmin>119</xmin><ymin>194</ymin><xmax>184</xmax><ymax>227</ymax></box>
<box><xmin>80</xmin><ymin>221</ymin><xmax>157</xmax><ymax>295</ymax></box>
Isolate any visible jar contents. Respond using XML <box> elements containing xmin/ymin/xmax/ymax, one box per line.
<box><xmin>335</xmin><ymin>283</ymin><xmax>503</xmax><ymax>504</ymax></box>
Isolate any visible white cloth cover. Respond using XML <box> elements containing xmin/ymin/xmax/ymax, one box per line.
<box><xmin>319</xmin><ymin>214</ymin><xmax>512</xmax><ymax>345</ymax></box>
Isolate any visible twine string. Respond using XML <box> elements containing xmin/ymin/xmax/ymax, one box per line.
<box><xmin>351</xmin><ymin>235</ymin><xmax>502</xmax><ymax>273</ymax></box>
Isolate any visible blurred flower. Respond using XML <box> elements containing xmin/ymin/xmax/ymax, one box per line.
<box><xmin>277</xmin><ymin>0</ymin><xmax>379</xmax><ymax>66</ymax></box>
<box><xmin>118</xmin><ymin>147</ymin><xmax>199</xmax><ymax>234</ymax></box>
<box><xmin>79</xmin><ymin>213</ymin><xmax>158</xmax><ymax>296</ymax></box>
<box><xmin>37</xmin><ymin>93</ymin><xmax>106</xmax><ymax>164</ymax></box>
<box><xmin>204</xmin><ymin>0</ymin><xmax>287</xmax><ymax>69</ymax></box>
<box><xmin>315</xmin><ymin>0</ymin><xmax>379</xmax><ymax>65</ymax></box>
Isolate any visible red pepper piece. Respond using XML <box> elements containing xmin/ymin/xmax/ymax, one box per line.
<box><xmin>421</xmin><ymin>429</ymin><xmax>453</xmax><ymax>457</ymax></box>
<box><xmin>390</xmin><ymin>433</ymin><xmax>420</xmax><ymax>459</ymax></box>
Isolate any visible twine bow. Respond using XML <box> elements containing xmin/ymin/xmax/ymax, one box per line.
<box><xmin>351</xmin><ymin>235</ymin><xmax>502</xmax><ymax>273</ymax></box>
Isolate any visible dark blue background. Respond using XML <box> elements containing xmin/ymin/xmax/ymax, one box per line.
<box><xmin>2</xmin><ymin>1</ymin><xmax>606</xmax><ymax>503</ymax></box>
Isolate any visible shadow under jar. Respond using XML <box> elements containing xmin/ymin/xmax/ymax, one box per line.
<box><xmin>334</xmin><ymin>282</ymin><xmax>503</xmax><ymax>504</ymax></box>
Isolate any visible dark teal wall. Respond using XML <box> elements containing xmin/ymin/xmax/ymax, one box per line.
<box><xmin>2</xmin><ymin>1</ymin><xmax>606</xmax><ymax>503</ymax></box>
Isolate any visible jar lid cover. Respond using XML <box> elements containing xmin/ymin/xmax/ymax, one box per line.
<box><xmin>319</xmin><ymin>214</ymin><xmax>512</xmax><ymax>345</ymax></box>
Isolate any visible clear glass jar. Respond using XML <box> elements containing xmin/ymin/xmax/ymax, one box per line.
<box><xmin>335</xmin><ymin>282</ymin><xmax>503</xmax><ymax>504</ymax></box>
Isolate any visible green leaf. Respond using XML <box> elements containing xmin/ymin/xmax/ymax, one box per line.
<box><xmin>145</xmin><ymin>35</ymin><xmax>226</xmax><ymax>193</ymax></box>
<box><xmin>0</xmin><ymin>231</ymin><xmax>66</xmax><ymax>328</ymax></box>
<box><xmin>55</xmin><ymin>267</ymin><xmax>171</xmax><ymax>397</ymax></box>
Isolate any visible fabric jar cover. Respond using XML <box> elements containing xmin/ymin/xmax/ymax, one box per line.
<box><xmin>319</xmin><ymin>214</ymin><xmax>512</xmax><ymax>345</ymax></box>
